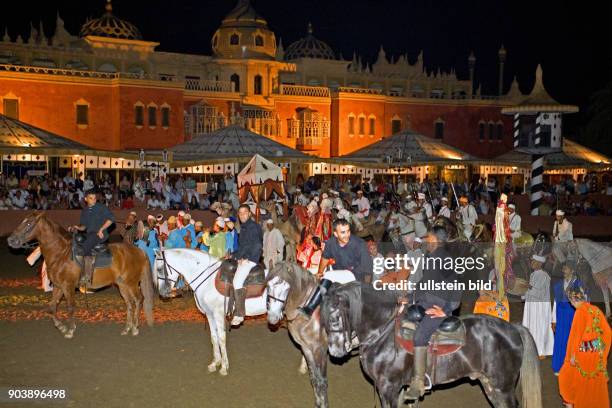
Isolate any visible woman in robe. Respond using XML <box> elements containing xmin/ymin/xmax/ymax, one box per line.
<box><xmin>552</xmin><ymin>261</ymin><xmax>579</xmax><ymax>375</ymax></box>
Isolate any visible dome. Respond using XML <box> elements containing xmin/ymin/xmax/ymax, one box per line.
<box><xmin>80</xmin><ymin>0</ymin><xmax>142</xmax><ymax>41</ymax></box>
<box><xmin>222</xmin><ymin>0</ymin><xmax>267</xmax><ymax>27</ymax></box>
<box><xmin>284</xmin><ymin>23</ymin><xmax>335</xmax><ymax>61</ymax></box>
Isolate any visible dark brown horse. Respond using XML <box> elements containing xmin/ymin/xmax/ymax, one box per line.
<box><xmin>7</xmin><ymin>212</ymin><xmax>154</xmax><ymax>338</ymax></box>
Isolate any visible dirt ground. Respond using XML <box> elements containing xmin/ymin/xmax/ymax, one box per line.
<box><xmin>0</xmin><ymin>242</ymin><xmax>610</xmax><ymax>408</ymax></box>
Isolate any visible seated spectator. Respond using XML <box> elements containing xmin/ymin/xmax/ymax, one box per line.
<box><xmin>69</xmin><ymin>193</ymin><xmax>82</xmax><ymax>209</ymax></box>
<box><xmin>10</xmin><ymin>190</ymin><xmax>28</xmax><ymax>209</ymax></box>
<box><xmin>0</xmin><ymin>192</ymin><xmax>12</xmax><ymax>210</ymax></box>
<box><xmin>147</xmin><ymin>193</ymin><xmax>161</xmax><ymax>210</ymax></box>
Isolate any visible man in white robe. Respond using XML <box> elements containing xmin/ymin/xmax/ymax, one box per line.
<box><xmin>458</xmin><ymin>196</ymin><xmax>478</xmax><ymax>240</ymax></box>
<box><xmin>438</xmin><ymin>197</ymin><xmax>451</xmax><ymax>219</ymax></box>
<box><xmin>522</xmin><ymin>254</ymin><xmax>554</xmax><ymax>357</ymax></box>
<box><xmin>351</xmin><ymin>190</ymin><xmax>370</xmax><ymax>219</ymax></box>
<box><xmin>263</xmin><ymin>219</ymin><xmax>285</xmax><ymax>269</ymax></box>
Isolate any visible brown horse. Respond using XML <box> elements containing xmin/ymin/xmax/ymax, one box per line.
<box><xmin>7</xmin><ymin>212</ymin><xmax>154</xmax><ymax>338</ymax></box>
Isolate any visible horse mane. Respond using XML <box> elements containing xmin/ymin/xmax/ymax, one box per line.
<box><xmin>266</xmin><ymin>261</ymin><xmax>316</xmax><ymax>296</ymax></box>
<box><xmin>38</xmin><ymin>214</ymin><xmax>71</xmax><ymax>242</ymax></box>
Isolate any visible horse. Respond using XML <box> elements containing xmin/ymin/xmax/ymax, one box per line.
<box><xmin>266</xmin><ymin>261</ymin><xmax>332</xmax><ymax>408</ymax></box>
<box><xmin>321</xmin><ymin>283</ymin><xmax>542</xmax><ymax>408</ymax></box>
<box><xmin>156</xmin><ymin>248</ymin><xmax>271</xmax><ymax>376</ymax></box>
<box><xmin>7</xmin><ymin>212</ymin><xmax>154</xmax><ymax>338</ymax></box>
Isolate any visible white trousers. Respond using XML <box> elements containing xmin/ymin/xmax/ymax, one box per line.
<box><xmin>186</xmin><ymin>189</ymin><xmax>198</xmax><ymax>203</ymax></box>
<box><xmin>233</xmin><ymin>260</ymin><xmax>256</xmax><ymax>289</ymax></box>
<box><xmin>323</xmin><ymin>269</ymin><xmax>356</xmax><ymax>284</ymax></box>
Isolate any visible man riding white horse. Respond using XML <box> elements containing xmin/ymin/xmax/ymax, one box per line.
<box><xmin>230</xmin><ymin>204</ymin><xmax>263</xmax><ymax>327</ymax></box>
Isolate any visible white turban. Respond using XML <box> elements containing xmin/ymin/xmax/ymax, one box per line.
<box><xmin>508</xmin><ymin>204</ymin><xmax>516</xmax><ymax>209</ymax></box>
<box><xmin>215</xmin><ymin>217</ymin><xmax>225</xmax><ymax>228</ymax></box>
<box><xmin>532</xmin><ymin>254</ymin><xmax>546</xmax><ymax>263</ymax></box>
<box><xmin>417</xmin><ymin>193</ymin><xmax>425</xmax><ymax>200</ymax></box>
<box><xmin>556</xmin><ymin>209</ymin><xmax>565</xmax><ymax>216</ymax></box>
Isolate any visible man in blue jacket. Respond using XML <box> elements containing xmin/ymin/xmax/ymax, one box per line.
<box><xmin>231</xmin><ymin>205</ymin><xmax>263</xmax><ymax>327</ymax></box>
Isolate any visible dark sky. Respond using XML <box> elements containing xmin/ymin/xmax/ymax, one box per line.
<box><xmin>2</xmin><ymin>0</ymin><xmax>610</xmax><ymax>137</ymax></box>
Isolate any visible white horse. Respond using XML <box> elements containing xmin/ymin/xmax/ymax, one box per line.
<box><xmin>574</xmin><ymin>239</ymin><xmax>612</xmax><ymax>317</ymax></box>
<box><xmin>155</xmin><ymin>248</ymin><xmax>269</xmax><ymax>375</ymax></box>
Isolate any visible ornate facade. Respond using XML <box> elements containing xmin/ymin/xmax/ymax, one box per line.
<box><xmin>0</xmin><ymin>0</ymin><xmax>535</xmax><ymax>159</ymax></box>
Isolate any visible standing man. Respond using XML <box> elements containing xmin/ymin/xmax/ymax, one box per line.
<box><xmin>417</xmin><ymin>192</ymin><xmax>434</xmax><ymax>222</ymax></box>
<box><xmin>438</xmin><ymin>197</ymin><xmax>451</xmax><ymax>219</ymax></box>
<box><xmin>300</xmin><ymin>218</ymin><xmax>373</xmax><ymax>316</ymax></box>
<box><xmin>263</xmin><ymin>219</ymin><xmax>284</xmax><ymax>269</ymax></box>
<box><xmin>553</xmin><ymin>210</ymin><xmax>573</xmax><ymax>242</ymax></box>
<box><xmin>522</xmin><ymin>254</ymin><xmax>554</xmax><ymax>358</ymax></box>
<box><xmin>69</xmin><ymin>188</ymin><xmax>115</xmax><ymax>289</ymax></box>
<box><xmin>458</xmin><ymin>196</ymin><xmax>478</xmax><ymax>240</ymax></box>
<box><xmin>231</xmin><ymin>205</ymin><xmax>263</xmax><ymax>327</ymax></box>
<box><xmin>508</xmin><ymin>204</ymin><xmax>522</xmax><ymax>241</ymax></box>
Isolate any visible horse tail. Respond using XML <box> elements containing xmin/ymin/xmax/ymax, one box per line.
<box><xmin>515</xmin><ymin>324</ymin><xmax>542</xmax><ymax>408</ymax></box>
<box><xmin>140</xmin><ymin>256</ymin><xmax>155</xmax><ymax>327</ymax></box>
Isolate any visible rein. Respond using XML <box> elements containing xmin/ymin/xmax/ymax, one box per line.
<box><xmin>160</xmin><ymin>252</ymin><xmax>222</xmax><ymax>293</ymax></box>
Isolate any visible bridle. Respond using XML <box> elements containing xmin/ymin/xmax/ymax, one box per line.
<box><xmin>157</xmin><ymin>251</ymin><xmax>222</xmax><ymax>293</ymax></box>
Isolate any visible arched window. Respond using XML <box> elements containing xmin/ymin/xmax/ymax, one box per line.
<box><xmin>478</xmin><ymin>121</ymin><xmax>485</xmax><ymax>141</ymax></box>
<box><xmin>254</xmin><ymin>75</ymin><xmax>263</xmax><ymax>95</ymax></box>
<box><xmin>230</xmin><ymin>73</ymin><xmax>240</xmax><ymax>92</ymax></box>
<box><xmin>134</xmin><ymin>102</ymin><xmax>144</xmax><ymax>127</ymax></box>
<box><xmin>488</xmin><ymin>122</ymin><xmax>495</xmax><ymax>141</ymax></box>
<box><xmin>434</xmin><ymin>118</ymin><xmax>444</xmax><ymax>139</ymax></box>
<box><xmin>230</xmin><ymin>34</ymin><xmax>239</xmax><ymax>45</ymax></box>
<box><xmin>391</xmin><ymin>118</ymin><xmax>402</xmax><ymax>135</ymax></box>
<box><xmin>358</xmin><ymin>115</ymin><xmax>366</xmax><ymax>135</ymax></box>
<box><xmin>368</xmin><ymin>115</ymin><xmax>376</xmax><ymax>136</ymax></box>
<box><xmin>348</xmin><ymin>114</ymin><xmax>355</xmax><ymax>135</ymax></box>
<box><xmin>255</xmin><ymin>35</ymin><xmax>264</xmax><ymax>46</ymax></box>
<box><xmin>496</xmin><ymin>123</ymin><xmax>504</xmax><ymax>140</ymax></box>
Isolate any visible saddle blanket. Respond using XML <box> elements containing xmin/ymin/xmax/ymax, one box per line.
<box><xmin>323</xmin><ymin>269</ymin><xmax>356</xmax><ymax>284</ymax></box>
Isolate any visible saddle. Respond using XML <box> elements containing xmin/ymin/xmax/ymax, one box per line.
<box><xmin>72</xmin><ymin>233</ymin><xmax>113</xmax><ymax>270</ymax></box>
<box><xmin>214</xmin><ymin>259</ymin><xmax>265</xmax><ymax>299</ymax></box>
<box><xmin>395</xmin><ymin>304</ymin><xmax>465</xmax><ymax>385</ymax></box>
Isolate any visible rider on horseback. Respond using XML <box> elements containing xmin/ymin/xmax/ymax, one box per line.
<box><xmin>300</xmin><ymin>218</ymin><xmax>373</xmax><ymax>317</ymax></box>
<box><xmin>230</xmin><ymin>204</ymin><xmax>263</xmax><ymax>327</ymax></box>
<box><xmin>402</xmin><ymin>225</ymin><xmax>463</xmax><ymax>400</ymax></box>
<box><xmin>68</xmin><ymin>188</ymin><xmax>115</xmax><ymax>289</ymax></box>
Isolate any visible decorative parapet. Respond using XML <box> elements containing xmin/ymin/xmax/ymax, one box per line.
<box><xmin>336</xmin><ymin>86</ymin><xmax>383</xmax><ymax>95</ymax></box>
<box><xmin>184</xmin><ymin>78</ymin><xmax>235</xmax><ymax>93</ymax></box>
<box><xmin>279</xmin><ymin>84</ymin><xmax>330</xmax><ymax>98</ymax></box>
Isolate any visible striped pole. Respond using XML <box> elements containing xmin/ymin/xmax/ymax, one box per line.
<box><xmin>513</xmin><ymin>113</ymin><xmax>520</xmax><ymax>148</ymax></box>
<box><xmin>534</xmin><ymin>112</ymin><xmax>542</xmax><ymax>146</ymax></box>
<box><xmin>530</xmin><ymin>154</ymin><xmax>544</xmax><ymax>215</ymax></box>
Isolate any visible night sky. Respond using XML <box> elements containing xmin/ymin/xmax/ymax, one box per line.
<box><xmin>1</xmin><ymin>0</ymin><xmax>610</xmax><ymax>144</ymax></box>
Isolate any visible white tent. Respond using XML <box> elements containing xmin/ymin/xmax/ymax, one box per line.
<box><xmin>237</xmin><ymin>154</ymin><xmax>283</xmax><ymax>187</ymax></box>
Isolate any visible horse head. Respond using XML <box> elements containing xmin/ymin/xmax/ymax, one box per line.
<box><xmin>320</xmin><ymin>282</ymin><xmax>361</xmax><ymax>358</ymax></box>
<box><xmin>7</xmin><ymin>212</ymin><xmax>45</xmax><ymax>249</ymax></box>
<box><xmin>265</xmin><ymin>261</ymin><xmax>314</xmax><ymax>325</ymax></box>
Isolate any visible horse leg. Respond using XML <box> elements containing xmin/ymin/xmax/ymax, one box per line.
<box><xmin>62</xmin><ymin>284</ymin><xmax>77</xmax><ymax>339</ymax></box>
<box><xmin>206</xmin><ymin>319</ymin><xmax>223</xmax><ymax>373</ymax></box>
<box><xmin>117</xmin><ymin>283</ymin><xmax>134</xmax><ymax>336</ymax></box>
<box><xmin>480</xmin><ymin>377</ymin><xmax>517</xmax><ymax>408</ymax></box>
<box><xmin>301</xmin><ymin>346</ymin><xmax>328</xmax><ymax>408</ymax></box>
<box><xmin>298</xmin><ymin>355</ymin><xmax>308</xmax><ymax>375</ymax></box>
<box><xmin>48</xmin><ymin>286</ymin><xmax>66</xmax><ymax>334</ymax></box>
<box><xmin>214</xmin><ymin>307</ymin><xmax>230</xmax><ymax>376</ymax></box>
<box><xmin>127</xmin><ymin>285</ymin><xmax>143</xmax><ymax>336</ymax></box>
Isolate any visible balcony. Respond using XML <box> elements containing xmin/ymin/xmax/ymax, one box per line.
<box><xmin>296</xmin><ymin>136</ymin><xmax>323</xmax><ymax>151</ymax></box>
<box><xmin>184</xmin><ymin>78</ymin><xmax>235</xmax><ymax>93</ymax></box>
<box><xmin>279</xmin><ymin>84</ymin><xmax>330</xmax><ymax>98</ymax></box>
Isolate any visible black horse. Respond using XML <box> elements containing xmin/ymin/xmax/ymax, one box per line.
<box><xmin>321</xmin><ymin>283</ymin><xmax>542</xmax><ymax>408</ymax></box>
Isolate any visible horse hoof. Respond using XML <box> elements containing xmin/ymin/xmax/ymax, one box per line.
<box><xmin>298</xmin><ymin>366</ymin><xmax>308</xmax><ymax>375</ymax></box>
<box><xmin>64</xmin><ymin>330</ymin><xmax>74</xmax><ymax>339</ymax></box>
<box><xmin>121</xmin><ymin>328</ymin><xmax>130</xmax><ymax>336</ymax></box>
<box><xmin>207</xmin><ymin>363</ymin><xmax>218</xmax><ymax>373</ymax></box>
<box><xmin>131</xmin><ymin>328</ymin><xmax>139</xmax><ymax>336</ymax></box>
<box><xmin>219</xmin><ymin>367</ymin><xmax>228</xmax><ymax>376</ymax></box>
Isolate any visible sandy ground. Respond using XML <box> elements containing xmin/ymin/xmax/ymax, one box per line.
<box><xmin>0</xmin><ymin>242</ymin><xmax>610</xmax><ymax>408</ymax></box>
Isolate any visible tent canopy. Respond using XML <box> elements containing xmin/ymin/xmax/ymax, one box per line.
<box><xmin>237</xmin><ymin>154</ymin><xmax>283</xmax><ymax>187</ymax></box>
<box><xmin>491</xmin><ymin>139</ymin><xmax>611</xmax><ymax>169</ymax></box>
<box><xmin>340</xmin><ymin>130</ymin><xmax>476</xmax><ymax>165</ymax></box>
<box><xmin>170</xmin><ymin>125</ymin><xmax>309</xmax><ymax>165</ymax></box>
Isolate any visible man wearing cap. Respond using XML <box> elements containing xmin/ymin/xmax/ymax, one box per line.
<box><xmin>438</xmin><ymin>197</ymin><xmax>451</xmax><ymax>219</ymax></box>
<box><xmin>68</xmin><ymin>188</ymin><xmax>115</xmax><ymax>288</ymax></box>
<box><xmin>522</xmin><ymin>254</ymin><xmax>554</xmax><ymax>358</ymax></box>
<box><xmin>553</xmin><ymin>210</ymin><xmax>573</xmax><ymax>242</ymax></box>
<box><xmin>458</xmin><ymin>196</ymin><xmax>478</xmax><ymax>240</ymax></box>
<box><xmin>508</xmin><ymin>204</ymin><xmax>522</xmax><ymax>242</ymax></box>
<box><xmin>231</xmin><ymin>205</ymin><xmax>263</xmax><ymax>327</ymax></box>
<box><xmin>294</xmin><ymin>189</ymin><xmax>309</xmax><ymax>207</ymax></box>
<box><xmin>208</xmin><ymin>217</ymin><xmax>228</xmax><ymax>259</ymax></box>
<box><xmin>352</xmin><ymin>190</ymin><xmax>370</xmax><ymax>219</ymax></box>
<box><xmin>263</xmin><ymin>219</ymin><xmax>284</xmax><ymax>270</ymax></box>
